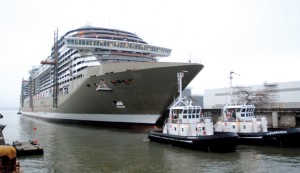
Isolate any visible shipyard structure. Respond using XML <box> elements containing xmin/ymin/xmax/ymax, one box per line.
<box><xmin>201</xmin><ymin>80</ymin><xmax>300</xmax><ymax>128</ymax></box>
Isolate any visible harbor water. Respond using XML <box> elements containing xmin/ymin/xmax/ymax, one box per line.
<box><xmin>1</xmin><ymin>109</ymin><xmax>300</xmax><ymax>173</ymax></box>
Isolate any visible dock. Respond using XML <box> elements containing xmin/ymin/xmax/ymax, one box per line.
<box><xmin>13</xmin><ymin>140</ymin><xmax>44</xmax><ymax>157</ymax></box>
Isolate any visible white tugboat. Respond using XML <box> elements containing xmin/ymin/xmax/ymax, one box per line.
<box><xmin>214</xmin><ymin>103</ymin><xmax>268</xmax><ymax>145</ymax></box>
<box><xmin>148</xmin><ymin>71</ymin><xmax>238</xmax><ymax>152</ymax></box>
<box><xmin>214</xmin><ymin>72</ymin><xmax>300</xmax><ymax>147</ymax></box>
<box><xmin>215</xmin><ymin>103</ymin><xmax>300</xmax><ymax>147</ymax></box>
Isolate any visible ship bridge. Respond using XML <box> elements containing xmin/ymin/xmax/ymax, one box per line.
<box><xmin>64</xmin><ymin>37</ymin><xmax>171</xmax><ymax>57</ymax></box>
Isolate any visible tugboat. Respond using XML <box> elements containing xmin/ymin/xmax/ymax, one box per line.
<box><xmin>214</xmin><ymin>103</ymin><xmax>300</xmax><ymax>147</ymax></box>
<box><xmin>148</xmin><ymin>71</ymin><xmax>238</xmax><ymax>152</ymax></box>
<box><xmin>214</xmin><ymin>72</ymin><xmax>300</xmax><ymax>147</ymax></box>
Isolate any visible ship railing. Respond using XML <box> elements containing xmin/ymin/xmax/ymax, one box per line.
<box><xmin>65</xmin><ymin>37</ymin><xmax>171</xmax><ymax>57</ymax></box>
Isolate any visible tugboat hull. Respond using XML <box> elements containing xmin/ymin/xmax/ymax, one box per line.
<box><xmin>264</xmin><ymin>128</ymin><xmax>300</xmax><ymax>147</ymax></box>
<box><xmin>237</xmin><ymin>128</ymin><xmax>300</xmax><ymax>147</ymax></box>
<box><xmin>148</xmin><ymin>131</ymin><xmax>238</xmax><ymax>152</ymax></box>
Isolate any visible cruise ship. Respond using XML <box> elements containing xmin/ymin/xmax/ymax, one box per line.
<box><xmin>20</xmin><ymin>26</ymin><xmax>203</xmax><ymax>127</ymax></box>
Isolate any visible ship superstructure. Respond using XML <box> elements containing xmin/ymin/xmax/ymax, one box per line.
<box><xmin>20</xmin><ymin>26</ymin><xmax>203</xmax><ymax>126</ymax></box>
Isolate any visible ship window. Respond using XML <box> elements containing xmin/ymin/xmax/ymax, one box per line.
<box><xmin>193</xmin><ymin>109</ymin><xmax>196</xmax><ymax>113</ymax></box>
<box><xmin>241</xmin><ymin>114</ymin><xmax>245</xmax><ymax>117</ymax></box>
<box><xmin>188</xmin><ymin>109</ymin><xmax>192</xmax><ymax>113</ymax></box>
<box><xmin>174</xmin><ymin>127</ymin><xmax>176</xmax><ymax>131</ymax></box>
<box><xmin>243</xmin><ymin>125</ymin><xmax>246</xmax><ymax>129</ymax></box>
<box><xmin>202</xmin><ymin>127</ymin><xmax>205</xmax><ymax>130</ymax></box>
<box><xmin>196</xmin><ymin>109</ymin><xmax>200</xmax><ymax>113</ymax></box>
<box><xmin>192</xmin><ymin>115</ymin><xmax>195</xmax><ymax>118</ymax></box>
<box><xmin>188</xmin><ymin>115</ymin><xmax>191</xmax><ymax>119</ymax></box>
<box><xmin>233</xmin><ymin>125</ymin><xmax>235</xmax><ymax>129</ymax></box>
<box><xmin>183</xmin><ymin>109</ymin><xmax>187</xmax><ymax>113</ymax></box>
<box><xmin>196</xmin><ymin>115</ymin><xmax>199</xmax><ymax>118</ymax></box>
<box><xmin>183</xmin><ymin>115</ymin><xmax>187</xmax><ymax>119</ymax></box>
<box><xmin>182</xmin><ymin>128</ymin><xmax>184</xmax><ymax>132</ymax></box>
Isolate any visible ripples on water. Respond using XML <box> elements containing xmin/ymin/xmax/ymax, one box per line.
<box><xmin>1</xmin><ymin>109</ymin><xmax>300</xmax><ymax>173</ymax></box>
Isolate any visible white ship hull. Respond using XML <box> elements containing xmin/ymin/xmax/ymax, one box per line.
<box><xmin>21</xmin><ymin>62</ymin><xmax>203</xmax><ymax>125</ymax></box>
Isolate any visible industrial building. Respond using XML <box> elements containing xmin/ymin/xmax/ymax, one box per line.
<box><xmin>203</xmin><ymin>80</ymin><xmax>300</xmax><ymax>109</ymax></box>
<box><xmin>202</xmin><ymin>80</ymin><xmax>300</xmax><ymax>128</ymax></box>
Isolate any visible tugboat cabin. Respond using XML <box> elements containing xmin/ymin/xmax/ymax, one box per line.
<box><xmin>170</xmin><ymin>105</ymin><xmax>202</xmax><ymax>124</ymax></box>
<box><xmin>163</xmin><ymin>101</ymin><xmax>214</xmax><ymax>136</ymax></box>
<box><xmin>224</xmin><ymin>104</ymin><xmax>255</xmax><ymax>121</ymax></box>
<box><xmin>215</xmin><ymin>104</ymin><xmax>268</xmax><ymax>133</ymax></box>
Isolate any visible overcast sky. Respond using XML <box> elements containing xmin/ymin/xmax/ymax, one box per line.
<box><xmin>0</xmin><ymin>0</ymin><xmax>299</xmax><ymax>108</ymax></box>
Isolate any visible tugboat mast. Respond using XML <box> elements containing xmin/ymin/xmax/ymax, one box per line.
<box><xmin>229</xmin><ymin>71</ymin><xmax>239</xmax><ymax>104</ymax></box>
<box><xmin>177</xmin><ymin>70</ymin><xmax>188</xmax><ymax>104</ymax></box>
